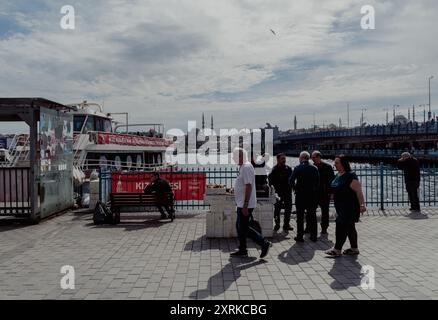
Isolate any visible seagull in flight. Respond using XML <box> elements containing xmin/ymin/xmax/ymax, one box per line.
<box><xmin>270</xmin><ymin>29</ymin><xmax>276</xmax><ymax>35</ymax></box>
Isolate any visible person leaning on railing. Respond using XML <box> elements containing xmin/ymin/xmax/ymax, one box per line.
<box><xmin>325</xmin><ymin>155</ymin><xmax>366</xmax><ymax>257</ymax></box>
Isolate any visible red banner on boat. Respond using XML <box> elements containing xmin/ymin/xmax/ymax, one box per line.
<box><xmin>97</xmin><ymin>132</ymin><xmax>172</xmax><ymax>147</ymax></box>
<box><xmin>111</xmin><ymin>172</ymin><xmax>206</xmax><ymax>201</ymax></box>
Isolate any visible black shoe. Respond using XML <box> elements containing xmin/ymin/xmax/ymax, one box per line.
<box><xmin>294</xmin><ymin>236</ymin><xmax>304</xmax><ymax>242</ymax></box>
<box><xmin>310</xmin><ymin>236</ymin><xmax>317</xmax><ymax>242</ymax></box>
<box><xmin>230</xmin><ymin>250</ymin><xmax>248</xmax><ymax>257</ymax></box>
<box><xmin>274</xmin><ymin>224</ymin><xmax>280</xmax><ymax>232</ymax></box>
<box><xmin>160</xmin><ymin>214</ymin><xmax>167</xmax><ymax>219</ymax></box>
<box><xmin>321</xmin><ymin>229</ymin><xmax>328</xmax><ymax>235</ymax></box>
<box><xmin>260</xmin><ymin>241</ymin><xmax>272</xmax><ymax>258</ymax></box>
<box><xmin>283</xmin><ymin>224</ymin><xmax>294</xmax><ymax>231</ymax></box>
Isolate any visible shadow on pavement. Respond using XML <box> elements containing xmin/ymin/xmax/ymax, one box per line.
<box><xmin>405</xmin><ymin>212</ymin><xmax>429</xmax><ymax>220</ymax></box>
<box><xmin>328</xmin><ymin>255</ymin><xmax>363</xmax><ymax>291</ymax></box>
<box><xmin>184</xmin><ymin>235</ymin><xmax>268</xmax><ymax>253</ymax></box>
<box><xmin>277</xmin><ymin>236</ymin><xmax>332</xmax><ymax>265</ymax></box>
<box><xmin>85</xmin><ymin>217</ymin><xmax>174</xmax><ymax>231</ymax></box>
<box><xmin>0</xmin><ymin>218</ymin><xmax>32</xmax><ymax>232</ymax></box>
<box><xmin>271</xmin><ymin>231</ymin><xmax>295</xmax><ymax>244</ymax></box>
<box><xmin>192</xmin><ymin>257</ymin><xmax>266</xmax><ymax>299</ymax></box>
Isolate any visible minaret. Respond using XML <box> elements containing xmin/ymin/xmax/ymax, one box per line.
<box><xmin>293</xmin><ymin>115</ymin><xmax>297</xmax><ymax>131</ymax></box>
<box><xmin>408</xmin><ymin>109</ymin><xmax>411</xmax><ymax>121</ymax></box>
<box><xmin>202</xmin><ymin>113</ymin><xmax>205</xmax><ymax>130</ymax></box>
<box><xmin>339</xmin><ymin>118</ymin><xmax>342</xmax><ymax>128</ymax></box>
<box><xmin>211</xmin><ymin>115</ymin><xmax>214</xmax><ymax>130</ymax></box>
<box><xmin>413</xmin><ymin>105</ymin><xmax>415</xmax><ymax>122</ymax></box>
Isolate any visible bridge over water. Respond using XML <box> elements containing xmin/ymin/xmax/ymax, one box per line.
<box><xmin>274</xmin><ymin>121</ymin><xmax>438</xmax><ymax>163</ymax></box>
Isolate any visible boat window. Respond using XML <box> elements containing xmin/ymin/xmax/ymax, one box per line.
<box><xmin>94</xmin><ymin>117</ymin><xmax>112</xmax><ymax>132</ymax></box>
<box><xmin>95</xmin><ymin>117</ymin><xmax>104</xmax><ymax>132</ymax></box>
<box><xmin>104</xmin><ymin>119</ymin><xmax>112</xmax><ymax>132</ymax></box>
<box><xmin>73</xmin><ymin>116</ymin><xmax>86</xmax><ymax>132</ymax></box>
<box><xmin>83</xmin><ymin>116</ymin><xmax>94</xmax><ymax>132</ymax></box>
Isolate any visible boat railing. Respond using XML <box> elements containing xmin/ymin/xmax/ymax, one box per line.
<box><xmin>114</xmin><ymin>123</ymin><xmax>165</xmax><ymax>137</ymax></box>
<box><xmin>77</xmin><ymin>158</ymin><xmax>168</xmax><ymax>171</ymax></box>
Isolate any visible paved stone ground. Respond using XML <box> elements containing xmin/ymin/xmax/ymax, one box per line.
<box><xmin>0</xmin><ymin>208</ymin><xmax>438</xmax><ymax>300</ymax></box>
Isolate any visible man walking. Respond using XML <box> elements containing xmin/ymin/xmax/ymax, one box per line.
<box><xmin>144</xmin><ymin>172</ymin><xmax>175</xmax><ymax>219</ymax></box>
<box><xmin>230</xmin><ymin>148</ymin><xmax>272</xmax><ymax>258</ymax></box>
<box><xmin>268</xmin><ymin>153</ymin><xmax>294</xmax><ymax>232</ymax></box>
<box><xmin>397</xmin><ymin>152</ymin><xmax>421</xmax><ymax>212</ymax></box>
<box><xmin>311</xmin><ymin>151</ymin><xmax>335</xmax><ymax>234</ymax></box>
<box><xmin>290</xmin><ymin>151</ymin><xmax>320</xmax><ymax>242</ymax></box>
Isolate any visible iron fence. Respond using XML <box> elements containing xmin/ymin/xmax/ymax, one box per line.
<box><xmin>99</xmin><ymin>164</ymin><xmax>438</xmax><ymax>211</ymax></box>
<box><xmin>0</xmin><ymin>167</ymin><xmax>31</xmax><ymax>216</ymax></box>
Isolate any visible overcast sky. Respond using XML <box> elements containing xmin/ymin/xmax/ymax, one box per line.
<box><xmin>1</xmin><ymin>0</ymin><xmax>437</xmax><ymax>133</ymax></box>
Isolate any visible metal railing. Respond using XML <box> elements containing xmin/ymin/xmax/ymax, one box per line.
<box><xmin>0</xmin><ymin>167</ymin><xmax>31</xmax><ymax>216</ymax></box>
<box><xmin>98</xmin><ymin>164</ymin><xmax>438</xmax><ymax>211</ymax></box>
<box><xmin>284</xmin><ymin>149</ymin><xmax>438</xmax><ymax>159</ymax></box>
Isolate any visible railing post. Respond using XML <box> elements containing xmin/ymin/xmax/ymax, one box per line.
<box><xmin>380</xmin><ymin>162</ymin><xmax>385</xmax><ymax>211</ymax></box>
<box><xmin>98</xmin><ymin>169</ymin><xmax>101</xmax><ymax>202</ymax></box>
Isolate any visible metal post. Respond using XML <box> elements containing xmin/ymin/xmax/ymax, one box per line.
<box><xmin>428</xmin><ymin>76</ymin><xmax>434</xmax><ymax>120</ymax></box>
<box><xmin>99</xmin><ymin>168</ymin><xmax>102</xmax><ymax>202</ymax></box>
<box><xmin>29</xmin><ymin>106</ymin><xmax>40</xmax><ymax>222</ymax></box>
<box><xmin>380</xmin><ymin>162</ymin><xmax>384</xmax><ymax>211</ymax></box>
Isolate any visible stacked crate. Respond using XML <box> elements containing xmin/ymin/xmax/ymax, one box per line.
<box><xmin>205</xmin><ymin>189</ymin><xmax>236</xmax><ymax>238</ymax></box>
<box><xmin>253</xmin><ymin>195</ymin><xmax>275</xmax><ymax>238</ymax></box>
<box><xmin>205</xmin><ymin>188</ymin><xmax>275</xmax><ymax>238</ymax></box>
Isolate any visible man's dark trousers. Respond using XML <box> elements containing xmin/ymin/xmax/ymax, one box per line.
<box><xmin>236</xmin><ymin>208</ymin><xmax>266</xmax><ymax>252</ymax></box>
<box><xmin>296</xmin><ymin>194</ymin><xmax>317</xmax><ymax>239</ymax></box>
<box><xmin>274</xmin><ymin>193</ymin><xmax>292</xmax><ymax>227</ymax></box>
<box><xmin>157</xmin><ymin>204</ymin><xmax>174</xmax><ymax>216</ymax></box>
<box><xmin>406</xmin><ymin>181</ymin><xmax>420</xmax><ymax>210</ymax></box>
<box><xmin>305</xmin><ymin>194</ymin><xmax>330</xmax><ymax>231</ymax></box>
<box><xmin>318</xmin><ymin>194</ymin><xmax>330</xmax><ymax>231</ymax></box>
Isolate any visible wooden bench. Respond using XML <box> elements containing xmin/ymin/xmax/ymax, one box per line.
<box><xmin>109</xmin><ymin>192</ymin><xmax>174</xmax><ymax>224</ymax></box>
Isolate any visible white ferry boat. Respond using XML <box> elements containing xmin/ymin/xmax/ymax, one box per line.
<box><xmin>69</xmin><ymin>101</ymin><xmax>172</xmax><ymax>172</ymax></box>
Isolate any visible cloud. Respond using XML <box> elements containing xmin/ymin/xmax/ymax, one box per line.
<box><xmin>0</xmin><ymin>0</ymin><xmax>437</xmax><ymax>131</ymax></box>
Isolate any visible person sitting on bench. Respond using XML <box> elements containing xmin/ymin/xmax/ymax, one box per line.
<box><xmin>144</xmin><ymin>172</ymin><xmax>175</xmax><ymax>219</ymax></box>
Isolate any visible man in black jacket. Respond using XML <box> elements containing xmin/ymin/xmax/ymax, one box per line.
<box><xmin>144</xmin><ymin>172</ymin><xmax>175</xmax><ymax>219</ymax></box>
<box><xmin>311</xmin><ymin>151</ymin><xmax>335</xmax><ymax>234</ymax></box>
<box><xmin>268</xmin><ymin>153</ymin><xmax>294</xmax><ymax>233</ymax></box>
<box><xmin>397</xmin><ymin>152</ymin><xmax>421</xmax><ymax>212</ymax></box>
<box><xmin>290</xmin><ymin>151</ymin><xmax>320</xmax><ymax>242</ymax></box>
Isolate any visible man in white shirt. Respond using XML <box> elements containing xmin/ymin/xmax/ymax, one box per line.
<box><xmin>231</xmin><ymin>148</ymin><xmax>272</xmax><ymax>258</ymax></box>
